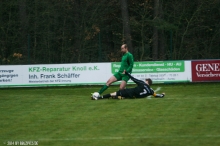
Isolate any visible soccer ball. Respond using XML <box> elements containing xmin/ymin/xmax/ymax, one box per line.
<box><xmin>92</xmin><ymin>92</ymin><xmax>100</xmax><ymax>100</ymax></box>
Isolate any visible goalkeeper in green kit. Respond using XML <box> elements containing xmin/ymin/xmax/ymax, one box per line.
<box><xmin>94</xmin><ymin>44</ymin><xmax>134</xmax><ymax>96</ymax></box>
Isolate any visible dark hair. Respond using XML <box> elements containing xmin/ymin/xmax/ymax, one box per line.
<box><xmin>145</xmin><ymin>78</ymin><xmax>152</xmax><ymax>86</ymax></box>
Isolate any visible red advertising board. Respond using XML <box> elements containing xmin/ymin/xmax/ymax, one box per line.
<box><xmin>191</xmin><ymin>60</ymin><xmax>220</xmax><ymax>82</ymax></box>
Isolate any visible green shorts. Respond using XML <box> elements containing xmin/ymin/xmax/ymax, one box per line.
<box><xmin>113</xmin><ymin>72</ymin><xmax>130</xmax><ymax>82</ymax></box>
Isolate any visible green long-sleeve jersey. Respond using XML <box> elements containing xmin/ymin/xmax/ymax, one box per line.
<box><xmin>118</xmin><ymin>52</ymin><xmax>134</xmax><ymax>73</ymax></box>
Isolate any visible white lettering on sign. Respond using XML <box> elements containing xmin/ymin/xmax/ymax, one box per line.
<box><xmin>196</xmin><ymin>63</ymin><xmax>220</xmax><ymax>71</ymax></box>
<box><xmin>196</xmin><ymin>72</ymin><xmax>220</xmax><ymax>77</ymax></box>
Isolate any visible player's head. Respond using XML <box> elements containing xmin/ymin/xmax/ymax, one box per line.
<box><xmin>145</xmin><ymin>78</ymin><xmax>152</xmax><ymax>86</ymax></box>
<box><xmin>121</xmin><ymin>44</ymin><xmax>128</xmax><ymax>53</ymax></box>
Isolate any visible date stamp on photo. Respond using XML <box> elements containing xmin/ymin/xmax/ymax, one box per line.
<box><xmin>3</xmin><ymin>141</ymin><xmax>38</xmax><ymax>145</ymax></box>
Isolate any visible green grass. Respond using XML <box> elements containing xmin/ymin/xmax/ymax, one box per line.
<box><xmin>0</xmin><ymin>83</ymin><xmax>220</xmax><ymax>146</ymax></box>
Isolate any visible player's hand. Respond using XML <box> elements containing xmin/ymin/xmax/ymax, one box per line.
<box><xmin>123</xmin><ymin>70</ymin><xmax>128</xmax><ymax>75</ymax></box>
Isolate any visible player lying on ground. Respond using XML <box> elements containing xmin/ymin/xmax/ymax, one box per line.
<box><xmin>92</xmin><ymin>71</ymin><xmax>165</xmax><ymax>100</ymax></box>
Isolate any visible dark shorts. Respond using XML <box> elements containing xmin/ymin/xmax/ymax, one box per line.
<box><xmin>116</xmin><ymin>88</ymin><xmax>136</xmax><ymax>98</ymax></box>
<box><xmin>113</xmin><ymin>72</ymin><xmax>130</xmax><ymax>82</ymax></box>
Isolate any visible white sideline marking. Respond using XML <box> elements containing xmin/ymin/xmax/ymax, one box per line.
<box><xmin>39</xmin><ymin>135</ymin><xmax>220</xmax><ymax>141</ymax></box>
<box><xmin>158</xmin><ymin>97</ymin><xmax>219</xmax><ymax>100</ymax></box>
<box><xmin>147</xmin><ymin>87</ymin><xmax>161</xmax><ymax>99</ymax></box>
<box><xmin>154</xmin><ymin>87</ymin><xmax>161</xmax><ymax>92</ymax></box>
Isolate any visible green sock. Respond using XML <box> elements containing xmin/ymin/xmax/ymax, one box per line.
<box><xmin>98</xmin><ymin>85</ymin><xmax>109</xmax><ymax>94</ymax></box>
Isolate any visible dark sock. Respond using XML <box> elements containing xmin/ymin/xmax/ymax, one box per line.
<box><xmin>102</xmin><ymin>94</ymin><xmax>111</xmax><ymax>99</ymax></box>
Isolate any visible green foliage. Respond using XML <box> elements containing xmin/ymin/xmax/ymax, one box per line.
<box><xmin>0</xmin><ymin>0</ymin><xmax>219</xmax><ymax>64</ymax></box>
<box><xmin>0</xmin><ymin>83</ymin><xmax>220</xmax><ymax>146</ymax></box>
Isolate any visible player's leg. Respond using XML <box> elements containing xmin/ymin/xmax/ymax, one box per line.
<box><xmin>100</xmin><ymin>88</ymin><xmax>135</xmax><ymax>100</ymax></box>
<box><xmin>120</xmin><ymin>73</ymin><xmax>130</xmax><ymax>90</ymax></box>
<box><xmin>119</xmin><ymin>80</ymin><xmax>127</xmax><ymax>90</ymax></box>
<box><xmin>102</xmin><ymin>89</ymin><xmax>133</xmax><ymax>99</ymax></box>
<box><xmin>98</xmin><ymin>73</ymin><xmax>120</xmax><ymax>94</ymax></box>
<box><xmin>98</xmin><ymin>76</ymin><xmax>117</xmax><ymax>94</ymax></box>
<box><xmin>101</xmin><ymin>90</ymin><xmax>125</xmax><ymax>99</ymax></box>
<box><xmin>118</xmin><ymin>88</ymin><xmax>135</xmax><ymax>99</ymax></box>
<box><xmin>118</xmin><ymin>74</ymin><xmax>130</xmax><ymax>99</ymax></box>
<box><xmin>92</xmin><ymin>74</ymin><xmax>117</xmax><ymax>99</ymax></box>
<box><xmin>106</xmin><ymin>76</ymin><xmax>117</xmax><ymax>86</ymax></box>
<box><xmin>100</xmin><ymin>92</ymin><xmax>117</xmax><ymax>99</ymax></box>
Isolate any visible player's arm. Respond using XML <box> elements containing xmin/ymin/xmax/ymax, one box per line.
<box><xmin>125</xmin><ymin>71</ymin><xmax>145</xmax><ymax>85</ymax></box>
<box><xmin>153</xmin><ymin>92</ymin><xmax>165</xmax><ymax>98</ymax></box>
<box><xmin>126</xmin><ymin>54</ymin><xmax>134</xmax><ymax>73</ymax></box>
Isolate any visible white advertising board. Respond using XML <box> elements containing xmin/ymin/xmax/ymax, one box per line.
<box><xmin>0</xmin><ymin>61</ymin><xmax>192</xmax><ymax>88</ymax></box>
<box><xmin>0</xmin><ymin>63</ymin><xmax>112</xmax><ymax>87</ymax></box>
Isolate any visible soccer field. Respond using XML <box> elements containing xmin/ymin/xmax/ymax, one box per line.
<box><xmin>0</xmin><ymin>83</ymin><xmax>220</xmax><ymax>146</ymax></box>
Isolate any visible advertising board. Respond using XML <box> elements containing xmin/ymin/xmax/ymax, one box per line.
<box><xmin>0</xmin><ymin>60</ymin><xmax>199</xmax><ymax>87</ymax></box>
<box><xmin>191</xmin><ymin>60</ymin><xmax>220</xmax><ymax>82</ymax></box>
<box><xmin>112</xmin><ymin>61</ymin><xmax>191</xmax><ymax>83</ymax></box>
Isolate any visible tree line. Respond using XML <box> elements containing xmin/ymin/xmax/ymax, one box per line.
<box><xmin>0</xmin><ymin>0</ymin><xmax>219</xmax><ymax>65</ymax></box>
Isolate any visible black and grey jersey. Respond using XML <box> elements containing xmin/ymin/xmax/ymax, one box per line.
<box><xmin>118</xmin><ymin>72</ymin><xmax>155</xmax><ymax>98</ymax></box>
<box><xmin>132</xmin><ymin>83</ymin><xmax>154</xmax><ymax>98</ymax></box>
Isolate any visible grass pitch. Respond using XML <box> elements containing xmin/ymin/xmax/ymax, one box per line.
<box><xmin>0</xmin><ymin>83</ymin><xmax>220</xmax><ymax>146</ymax></box>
